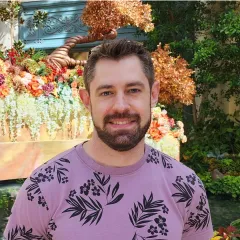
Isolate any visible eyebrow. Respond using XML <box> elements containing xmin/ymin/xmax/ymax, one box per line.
<box><xmin>126</xmin><ymin>81</ymin><xmax>145</xmax><ymax>88</ymax></box>
<box><xmin>96</xmin><ymin>81</ymin><xmax>145</xmax><ymax>93</ymax></box>
<box><xmin>96</xmin><ymin>84</ymin><xmax>113</xmax><ymax>93</ymax></box>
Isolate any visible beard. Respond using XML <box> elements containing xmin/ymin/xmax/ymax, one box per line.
<box><xmin>92</xmin><ymin>110</ymin><xmax>151</xmax><ymax>152</ymax></box>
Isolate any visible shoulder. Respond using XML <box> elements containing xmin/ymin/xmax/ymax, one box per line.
<box><xmin>146</xmin><ymin>146</ymin><xmax>196</xmax><ymax>177</ymax></box>
<box><xmin>22</xmin><ymin>146</ymin><xmax>80</xmax><ymax>211</ymax></box>
<box><xmin>30</xmin><ymin>145</ymin><xmax>80</xmax><ymax>184</ymax></box>
<box><xmin>146</xmin><ymin>146</ymin><xmax>205</xmax><ymax>199</ymax></box>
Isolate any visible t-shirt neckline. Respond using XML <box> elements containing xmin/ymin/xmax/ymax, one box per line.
<box><xmin>75</xmin><ymin>142</ymin><xmax>150</xmax><ymax>175</ymax></box>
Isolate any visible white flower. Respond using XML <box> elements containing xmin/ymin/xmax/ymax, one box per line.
<box><xmin>161</xmin><ymin>109</ymin><xmax>167</xmax><ymax>115</ymax></box>
<box><xmin>24</xmin><ymin>72</ymin><xmax>32</xmax><ymax>80</ymax></box>
<box><xmin>177</xmin><ymin>121</ymin><xmax>184</xmax><ymax>128</ymax></box>
<box><xmin>35</xmin><ymin>76</ymin><xmax>45</xmax><ymax>85</ymax></box>
<box><xmin>20</xmin><ymin>77</ymin><xmax>31</xmax><ymax>85</ymax></box>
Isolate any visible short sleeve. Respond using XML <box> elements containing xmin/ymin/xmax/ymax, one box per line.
<box><xmin>3</xmin><ymin>176</ymin><xmax>51</xmax><ymax>240</ymax></box>
<box><xmin>182</xmin><ymin>176</ymin><xmax>214</xmax><ymax>240</ymax></box>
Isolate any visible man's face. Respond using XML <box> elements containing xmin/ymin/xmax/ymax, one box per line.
<box><xmin>84</xmin><ymin>55</ymin><xmax>159</xmax><ymax>151</ymax></box>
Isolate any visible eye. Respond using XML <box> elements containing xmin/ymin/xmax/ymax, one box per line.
<box><xmin>128</xmin><ymin>88</ymin><xmax>141</xmax><ymax>93</ymax></box>
<box><xmin>100</xmin><ymin>91</ymin><xmax>112</xmax><ymax>96</ymax></box>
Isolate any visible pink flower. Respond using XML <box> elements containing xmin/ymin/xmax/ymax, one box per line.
<box><xmin>169</xmin><ymin>118</ymin><xmax>175</xmax><ymax>127</ymax></box>
<box><xmin>58</xmin><ymin>75</ymin><xmax>64</xmax><ymax>83</ymax></box>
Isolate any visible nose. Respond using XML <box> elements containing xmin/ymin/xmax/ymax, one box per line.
<box><xmin>111</xmin><ymin>92</ymin><xmax>130</xmax><ymax>112</ymax></box>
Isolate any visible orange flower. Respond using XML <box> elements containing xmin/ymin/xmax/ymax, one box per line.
<box><xmin>27</xmin><ymin>80</ymin><xmax>43</xmax><ymax>97</ymax></box>
<box><xmin>41</xmin><ymin>76</ymin><xmax>48</xmax><ymax>84</ymax></box>
<box><xmin>0</xmin><ymin>85</ymin><xmax>10</xmax><ymax>98</ymax></box>
<box><xmin>46</xmin><ymin>72</ymin><xmax>55</xmax><ymax>82</ymax></box>
<box><xmin>151</xmin><ymin>120</ymin><xmax>160</xmax><ymax>129</ymax></box>
<box><xmin>32</xmin><ymin>89</ymin><xmax>43</xmax><ymax>97</ymax></box>
<box><xmin>148</xmin><ymin>128</ymin><xmax>161</xmax><ymax>141</ymax></box>
<box><xmin>19</xmin><ymin>71</ymin><xmax>27</xmax><ymax>78</ymax></box>
<box><xmin>71</xmin><ymin>81</ymin><xmax>78</xmax><ymax>88</ymax></box>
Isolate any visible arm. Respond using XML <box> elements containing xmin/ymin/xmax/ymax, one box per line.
<box><xmin>182</xmin><ymin>175</ymin><xmax>214</xmax><ymax>240</ymax></box>
<box><xmin>3</xmin><ymin>176</ymin><xmax>51</xmax><ymax>240</ymax></box>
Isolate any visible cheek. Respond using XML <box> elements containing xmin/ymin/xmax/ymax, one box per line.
<box><xmin>92</xmin><ymin>102</ymin><xmax>110</xmax><ymax>119</ymax></box>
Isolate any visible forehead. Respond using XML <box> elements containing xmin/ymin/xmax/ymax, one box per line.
<box><xmin>91</xmin><ymin>55</ymin><xmax>148</xmax><ymax>88</ymax></box>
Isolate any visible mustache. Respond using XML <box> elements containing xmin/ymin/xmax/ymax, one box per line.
<box><xmin>104</xmin><ymin>112</ymin><xmax>140</xmax><ymax>124</ymax></box>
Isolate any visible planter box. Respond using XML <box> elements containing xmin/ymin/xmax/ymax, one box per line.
<box><xmin>0</xmin><ymin>139</ymin><xmax>87</xmax><ymax>181</ymax></box>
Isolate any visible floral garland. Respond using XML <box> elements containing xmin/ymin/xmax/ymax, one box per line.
<box><xmin>0</xmin><ymin>46</ymin><xmax>92</xmax><ymax>141</ymax></box>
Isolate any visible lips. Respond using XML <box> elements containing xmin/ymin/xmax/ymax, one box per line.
<box><xmin>109</xmin><ymin>120</ymin><xmax>135</xmax><ymax>125</ymax></box>
<box><xmin>107</xmin><ymin>119</ymin><xmax>137</xmax><ymax>130</ymax></box>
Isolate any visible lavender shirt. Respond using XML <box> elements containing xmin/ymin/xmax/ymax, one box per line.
<box><xmin>4</xmin><ymin>143</ymin><xmax>213</xmax><ymax>240</ymax></box>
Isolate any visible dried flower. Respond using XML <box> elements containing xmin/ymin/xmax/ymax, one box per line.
<box><xmin>152</xmin><ymin>44</ymin><xmax>196</xmax><ymax>105</ymax></box>
<box><xmin>81</xmin><ymin>0</ymin><xmax>154</xmax><ymax>38</ymax></box>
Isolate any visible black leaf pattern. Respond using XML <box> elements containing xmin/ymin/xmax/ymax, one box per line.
<box><xmin>97</xmin><ymin>185</ymin><xmax>105</xmax><ymax>193</ymax></box>
<box><xmin>107</xmin><ymin>185</ymin><xmax>111</xmax><ymax>196</ymax></box>
<box><xmin>103</xmin><ymin>175</ymin><xmax>111</xmax><ymax>186</ymax></box>
<box><xmin>59</xmin><ymin>158</ymin><xmax>70</xmax><ymax>163</ymax></box>
<box><xmin>63</xmin><ymin>195</ymin><xmax>103</xmax><ymax>226</ymax></box>
<box><xmin>161</xmin><ymin>154</ymin><xmax>173</xmax><ymax>169</ymax></box>
<box><xmin>183</xmin><ymin>193</ymin><xmax>211</xmax><ymax>233</ymax></box>
<box><xmin>107</xmin><ymin>193</ymin><xmax>124</xmax><ymax>205</ymax></box>
<box><xmin>112</xmin><ymin>182</ymin><xmax>119</xmax><ymax>198</ymax></box>
<box><xmin>129</xmin><ymin>193</ymin><xmax>169</xmax><ymax>239</ymax></box>
<box><xmin>63</xmin><ymin>172</ymin><xmax>124</xmax><ymax>226</ymax></box>
<box><xmin>26</xmin><ymin>178</ymin><xmax>49</xmax><ymax>210</ymax></box>
<box><xmin>172</xmin><ymin>181</ymin><xmax>195</xmax><ymax>208</ymax></box>
<box><xmin>6</xmin><ymin>226</ymin><xmax>44</xmax><ymax>240</ymax></box>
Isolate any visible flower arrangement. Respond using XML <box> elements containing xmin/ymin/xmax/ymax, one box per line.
<box><xmin>211</xmin><ymin>225</ymin><xmax>240</xmax><ymax>240</ymax></box>
<box><xmin>0</xmin><ymin>43</ymin><xmax>92</xmax><ymax>141</ymax></box>
<box><xmin>145</xmin><ymin>105</ymin><xmax>187</xmax><ymax>159</ymax></box>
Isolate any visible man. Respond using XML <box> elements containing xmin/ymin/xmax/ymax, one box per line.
<box><xmin>4</xmin><ymin>39</ymin><xmax>213</xmax><ymax>240</ymax></box>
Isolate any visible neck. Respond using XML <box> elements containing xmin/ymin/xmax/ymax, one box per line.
<box><xmin>83</xmin><ymin>132</ymin><xmax>145</xmax><ymax>168</ymax></box>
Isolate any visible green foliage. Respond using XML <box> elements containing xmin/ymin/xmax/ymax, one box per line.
<box><xmin>31</xmin><ymin>50</ymin><xmax>48</xmax><ymax>62</ymax></box>
<box><xmin>32</xmin><ymin>10</ymin><xmax>48</xmax><ymax>29</ymax></box>
<box><xmin>182</xmin><ymin>106</ymin><xmax>240</xmax><ymax>175</ymax></box>
<box><xmin>231</xmin><ymin>219</ymin><xmax>240</xmax><ymax>232</ymax></box>
<box><xmin>217</xmin><ymin>158</ymin><xmax>240</xmax><ymax>176</ymax></box>
<box><xmin>199</xmin><ymin>173</ymin><xmax>240</xmax><ymax>199</ymax></box>
<box><xmin>0</xmin><ymin>50</ymin><xmax>5</xmax><ymax>60</ymax></box>
<box><xmin>0</xmin><ymin>1</ymin><xmax>21</xmax><ymax>22</ymax></box>
<box><xmin>0</xmin><ymin>186</ymin><xmax>20</xmax><ymax>235</ymax></box>
<box><xmin>212</xmin><ymin>10</ymin><xmax>240</xmax><ymax>41</ymax></box>
<box><xmin>37</xmin><ymin>62</ymin><xmax>52</xmax><ymax>76</ymax></box>
<box><xmin>13</xmin><ymin>40</ymin><xmax>25</xmax><ymax>53</ymax></box>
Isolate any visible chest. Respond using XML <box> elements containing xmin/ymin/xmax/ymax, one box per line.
<box><xmin>47</xmin><ymin>176</ymin><xmax>185</xmax><ymax>240</ymax></box>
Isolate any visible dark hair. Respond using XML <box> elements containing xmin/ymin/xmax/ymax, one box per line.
<box><xmin>83</xmin><ymin>39</ymin><xmax>154</xmax><ymax>92</ymax></box>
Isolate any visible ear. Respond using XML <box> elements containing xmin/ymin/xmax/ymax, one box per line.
<box><xmin>79</xmin><ymin>88</ymin><xmax>91</xmax><ymax>111</ymax></box>
<box><xmin>151</xmin><ymin>81</ymin><xmax>160</xmax><ymax>108</ymax></box>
